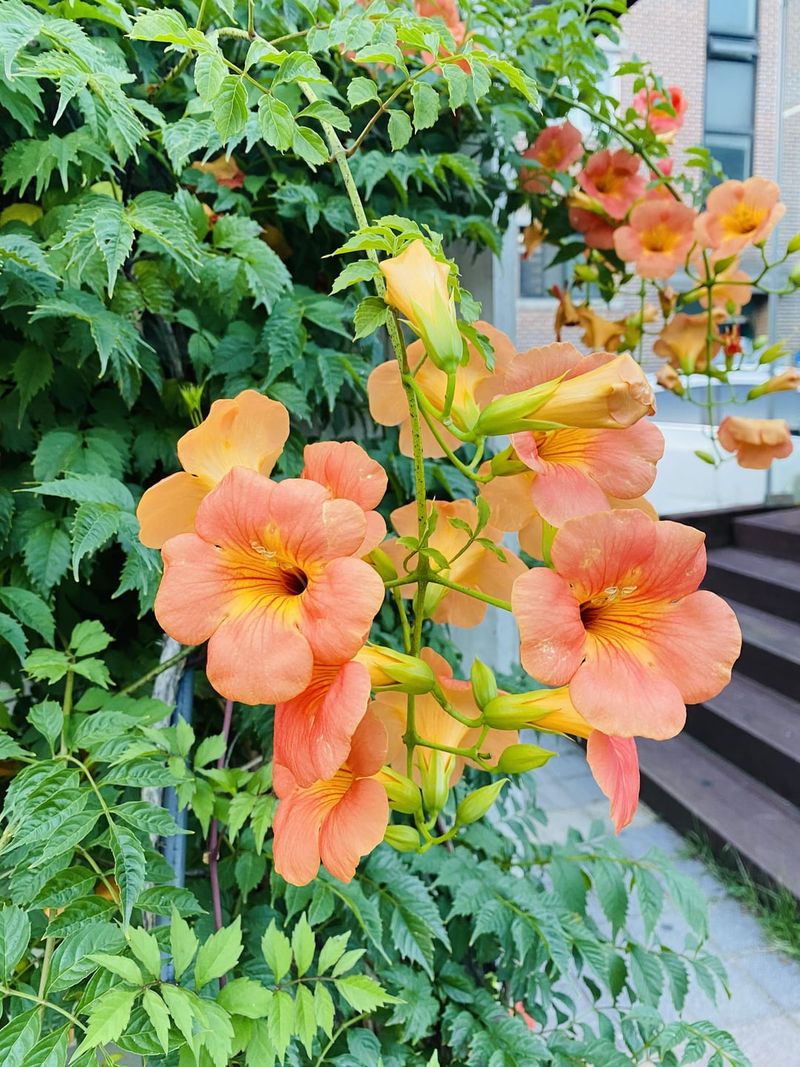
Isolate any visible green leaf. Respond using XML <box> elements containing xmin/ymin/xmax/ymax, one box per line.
<box><xmin>330</xmin><ymin>259</ymin><xmax>380</xmax><ymax>294</ymax></box>
<box><xmin>74</xmin><ymin>986</ymin><xmax>138</xmax><ymax>1055</ymax></box>
<box><xmin>353</xmin><ymin>295</ymin><xmax>389</xmax><ymax>339</ymax></box>
<box><xmin>258</xmin><ymin>95</ymin><xmax>295</xmax><ymax>151</ymax></box>
<box><xmin>334</xmin><ymin>974</ymin><xmax>397</xmax><ymax>1011</ymax></box>
<box><xmin>70</xmin><ymin>502</ymin><xmax>122</xmax><ymax>579</ymax></box>
<box><xmin>593</xmin><ymin>862</ymin><xmax>628</xmax><ymax>934</ymax></box>
<box><xmin>194</xmin><ymin>52</ymin><xmax>227</xmax><ymax>102</ymax></box>
<box><xmin>314</xmin><ymin>982</ymin><xmax>335</xmax><ymax>1038</ymax></box>
<box><xmin>411</xmin><ymin>81</ymin><xmax>440</xmax><ymax>131</ymax></box>
<box><xmin>0</xmin><ymin>905</ymin><xmax>30</xmax><ymax>981</ymax></box>
<box><xmin>0</xmin><ymin>587</ymin><xmax>54</xmax><ymax>644</ymax></box>
<box><xmin>127</xmin><ymin>926</ymin><xmax>162</xmax><ymax>979</ymax></box>
<box><xmin>142</xmin><ymin>989</ymin><xmax>171</xmax><ymax>1054</ymax></box>
<box><xmin>234</xmin><ymin>850</ymin><xmax>266</xmax><ymax>899</ymax></box>
<box><xmin>23</xmin><ymin>520</ymin><xmax>70</xmax><ymax>592</ymax></box>
<box><xmin>443</xmin><ymin>65</ymin><xmax>469</xmax><ymax>110</ymax></box>
<box><xmin>388</xmin><ymin>109</ymin><xmax>412</xmax><ymax>150</ymax></box>
<box><xmin>267</xmin><ymin>990</ymin><xmax>294</xmax><ymax>1060</ymax></box>
<box><xmin>299</xmin><ymin>99</ymin><xmax>351</xmax><ymax>132</ymax></box>
<box><xmin>22</xmin><ymin>1028</ymin><xmax>68</xmax><ymax>1067</ymax></box>
<box><xmin>111</xmin><ymin>825</ymin><xmax>146</xmax><ymax>928</ymax></box>
<box><xmin>69</xmin><ymin>619</ymin><xmax>112</xmax><ymax>656</ymax></box>
<box><xmin>130</xmin><ymin>8</ymin><xmax>190</xmax><ymax>43</ymax></box>
<box><xmin>218</xmin><ymin>977</ymin><xmax>272</xmax><ymax>1019</ymax></box>
<box><xmin>170</xmin><ymin>907</ymin><xmax>198</xmax><ymax>981</ymax></box>
<box><xmin>48</xmin><ymin>922</ymin><xmax>125</xmax><ymax>992</ymax></box>
<box><xmin>12</xmin><ymin>345</ymin><xmax>53</xmax><ymax>416</ymax></box>
<box><xmin>347</xmin><ymin>77</ymin><xmax>380</xmax><ymax>106</ymax></box>
<box><xmin>317</xmin><ymin>931</ymin><xmax>349</xmax><ymax>974</ymax></box>
<box><xmin>24</xmin><ymin>649</ymin><xmax>71</xmax><ymax>684</ymax></box>
<box><xmin>212</xmin><ymin>76</ymin><xmax>249</xmax><ymax>142</ymax></box>
<box><xmin>114</xmin><ymin>800</ymin><xmax>185</xmax><ymax>837</ymax></box>
<box><xmin>194</xmin><ymin>733</ymin><xmax>226</xmax><ymax>769</ymax></box>
<box><xmin>0</xmin><ymin>613</ymin><xmax>26</xmax><ymax>663</ymax></box>
<box><xmin>636</xmin><ymin>868</ymin><xmax>664</xmax><ymax>941</ymax></box>
<box><xmin>93</xmin><ymin>200</ymin><xmax>135</xmax><ymax>296</ymax></box>
<box><xmin>292</xmin><ymin>126</ymin><xmax>329</xmax><ymax>168</ymax></box>
<box><xmin>291</xmin><ymin>913</ymin><xmax>315</xmax><ymax>978</ymax></box>
<box><xmin>31</xmin><ymin>867</ymin><xmax>95</xmax><ymax>909</ymax></box>
<box><xmin>0</xmin><ymin>1009</ymin><xmax>40</xmax><ymax>1066</ymax></box>
<box><xmin>28</xmin><ymin>700</ymin><xmax>63</xmax><ymax>751</ymax></box>
<box><xmin>261</xmin><ymin>919</ymin><xmax>292</xmax><ymax>983</ymax></box>
<box><xmin>89</xmin><ymin>952</ymin><xmax>143</xmax><ymax>985</ymax></box>
<box><xmin>195</xmin><ymin>915</ymin><xmax>243</xmax><ymax>990</ymax></box>
<box><xmin>294</xmin><ymin>983</ymin><xmax>316</xmax><ymax>1055</ymax></box>
<box><xmin>159</xmin><ymin>983</ymin><xmax>195</xmax><ymax>1047</ymax></box>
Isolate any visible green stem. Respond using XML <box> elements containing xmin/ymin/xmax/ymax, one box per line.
<box><xmin>313</xmin><ymin>1013</ymin><xmax>368</xmax><ymax>1067</ymax></box>
<box><xmin>59</xmin><ymin>668</ymin><xmax>74</xmax><ymax>757</ymax></box>
<box><xmin>37</xmin><ymin>936</ymin><xmax>55</xmax><ymax>1013</ymax></box>
<box><xmin>428</xmin><ymin>574</ymin><xmax>513</xmax><ymax>612</ymax></box>
<box><xmin>0</xmin><ymin>984</ymin><xmax>84</xmax><ymax>1029</ymax></box>
<box><xmin>116</xmin><ymin>645</ymin><xmax>196</xmax><ymax>698</ymax></box>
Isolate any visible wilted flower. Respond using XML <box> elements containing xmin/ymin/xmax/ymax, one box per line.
<box><xmin>653</xmin><ymin>311</ymin><xmax>722</xmax><ymax>373</ymax></box>
<box><xmin>717</xmin><ymin>416</ymin><xmax>793</xmax><ymax>469</ymax></box>
<box><xmin>746</xmin><ymin>368</ymin><xmax>800</xmax><ymax>399</ymax></box>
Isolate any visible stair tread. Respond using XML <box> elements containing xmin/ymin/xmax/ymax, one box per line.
<box><xmin>638</xmin><ymin>733</ymin><xmax>800</xmax><ymax>896</ymax></box>
<box><xmin>735</xmin><ymin>508</ymin><xmax>800</xmax><ymax>536</ymax></box>
<box><xmin>694</xmin><ymin>673</ymin><xmax>800</xmax><ymax>761</ymax></box>
<box><xmin>725</xmin><ymin>598</ymin><xmax>800</xmax><ymax>666</ymax></box>
<box><xmin>707</xmin><ymin>546</ymin><xmax>800</xmax><ymax>591</ymax></box>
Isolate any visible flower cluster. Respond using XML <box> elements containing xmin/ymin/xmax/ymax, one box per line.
<box><xmin>141</xmin><ymin>239</ymin><xmax>742</xmax><ymax>887</ymax></box>
<box><xmin>517</xmin><ymin>83</ymin><xmax>798</xmax><ymax>470</ymax></box>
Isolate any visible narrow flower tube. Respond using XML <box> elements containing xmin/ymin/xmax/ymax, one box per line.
<box><xmin>355</xmin><ymin>644</ymin><xmax>438</xmax><ymax>694</ymax></box>
<box><xmin>380</xmin><ymin>240</ymin><xmax>463</xmax><ymax>373</ymax></box>
<box><xmin>746</xmin><ymin>369</ymin><xmax>800</xmax><ymax>400</ymax></box>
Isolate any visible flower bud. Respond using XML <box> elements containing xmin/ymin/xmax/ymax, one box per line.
<box><xmin>489</xmin><ymin>446</ymin><xmax>528</xmax><ymax>477</ymax></box>
<box><xmin>477</xmin><ymin>354</ymin><xmax>654</xmax><ymax>436</ymax></box>
<box><xmin>455</xmin><ymin>778</ymin><xmax>508</xmax><ymax>826</ymax></box>
<box><xmin>384</xmin><ymin>825</ymin><xmax>421</xmax><ymax>852</ymax></box>
<box><xmin>655</xmin><ymin>364</ymin><xmax>684</xmax><ymax>396</ymax></box>
<box><xmin>420</xmin><ymin>751</ymin><xmax>450</xmax><ymax>816</ymax></box>
<box><xmin>369</xmin><ymin>548</ymin><xmax>399</xmax><ymax>582</ymax></box>
<box><xmin>496</xmin><ymin>743</ymin><xmax>555</xmax><ymax>773</ymax></box>
<box><xmin>378</xmin><ymin>767</ymin><xmax>423</xmax><ymax>813</ymax></box>
<box><xmin>790</xmin><ymin>261</ymin><xmax>800</xmax><ymax>287</ymax></box>
<box><xmin>356</xmin><ymin>645</ymin><xmax>436</xmax><ymax>694</ymax></box>
<box><xmin>747</xmin><ymin>368</ymin><xmax>800</xmax><ymax>399</ymax></box>
<box><xmin>757</xmin><ymin>342</ymin><xmax>788</xmax><ymax>366</ymax></box>
<box><xmin>787</xmin><ymin>233</ymin><xmax>800</xmax><ymax>254</ymax></box>
<box><xmin>470</xmin><ymin>658</ymin><xmax>497</xmax><ymax>710</ymax></box>
<box><xmin>380</xmin><ymin>240</ymin><xmax>463</xmax><ymax>373</ymax></box>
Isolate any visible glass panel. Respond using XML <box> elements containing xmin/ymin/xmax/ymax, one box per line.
<box><xmin>705</xmin><ymin>59</ymin><xmax>755</xmax><ymax>133</ymax></box>
<box><xmin>708</xmin><ymin>0</ymin><xmax>757</xmax><ymax>36</ymax></box>
<box><xmin>519</xmin><ymin>243</ymin><xmax>565</xmax><ymax>299</ymax></box>
<box><xmin>705</xmin><ymin>132</ymin><xmax>752</xmax><ymax>180</ymax></box>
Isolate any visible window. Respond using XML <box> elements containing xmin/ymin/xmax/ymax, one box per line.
<box><xmin>519</xmin><ymin>239</ymin><xmax>566</xmax><ymax>300</ymax></box>
<box><xmin>704</xmin><ymin>1</ymin><xmax>757</xmax><ymax>180</ymax></box>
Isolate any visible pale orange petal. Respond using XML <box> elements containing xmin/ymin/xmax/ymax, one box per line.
<box><xmin>587</xmin><ymin>732</ymin><xmax>640</xmax><ymax>832</ymax></box>
<box><xmin>177</xmin><ymin>390</ymin><xmax>289</xmax><ymax>482</ymax></box>
<box><xmin>137</xmin><ymin>471</ymin><xmax>210</xmax><ymax>549</ymax></box>
<box><xmin>318</xmin><ymin>777</ymin><xmax>389</xmax><ymax>882</ymax></box>
<box><xmin>513</xmin><ymin>568</ymin><xmax>586</xmax><ymax>685</ymax></box>
<box><xmin>302</xmin><ymin>441</ymin><xmax>387</xmax><ymax>511</ymax></box>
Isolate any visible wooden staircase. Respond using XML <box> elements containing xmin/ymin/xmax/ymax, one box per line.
<box><xmin>638</xmin><ymin>507</ymin><xmax>800</xmax><ymax>896</ymax></box>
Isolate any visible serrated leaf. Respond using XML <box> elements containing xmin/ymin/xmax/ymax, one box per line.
<box><xmin>12</xmin><ymin>346</ymin><xmax>53</xmax><ymax>416</ymax></box>
<box><xmin>28</xmin><ymin>700</ymin><xmax>62</xmax><ymax>750</ymax></box>
<box><xmin>291</xmin><ymin>913</ymin><xmax>314</xmax><ymax>977</ymax></box>
<box><xmin>213</xmin><ymin>76</ymin><xmax>249</xmax><ymax>142</ymax></box>
<box><xmin>127</xmin><ymin>926</ymin><xmax>162</xmax><ymax>979</ymax></box>
<box><xmin>170</xmin><ymin>906</ymin><xmax>198</xmax><ymax>981</ymax></box>
<box><xmin>195</xmin><ymin>915</ymin><xmax>242</xmax><ymax>990</ymax></box>
<box><xmin>142</xmin><ymin>989</ymin><xmax>170</xmax><ymax>1054</ymax></box>
<box><xmin>0</xmin><ymin>905</ymin><xmax>30</xmax><ymax>981</ymax></box>
<box><xmin>194</xmin><ymin>52</ymin><xmax>227</xmax><ymax>102</ymax></box>
<box><xmin>194</xmin><ymin>733</ymin><xmax>226</xmax><ymax>769</ymax></box>
<box><xmin>267</xmin><ymin>990</ymin><xmax>294</xmax><ymax>1059</ymax></box>
<box><xmin>261</xmin><ymin>919</ymin><xmax>292</xmax><ymax>983</ymax></box>
<box><xmin>24</xmin><ymin>649</ymin><xmax>70</xmax><ymax>684</ymax></box>
<box><xmin>411</xmin><ymin>81</ymin><xmax>440</xmax><ymax>131</ymax></box>
<box><xmin>0</xmin><ymin>587</ymin><xmax>54</xmax><ymax>644</ymax></box>
<box><xmin>48</xmin><ymin>921</ymin><xmax>125</xmax><ymax>992</ymax></box>
<box><xmin>89</xmin><ymin>952</ymin><xmax>143</xmax><ymax>985</ymax></box>
<box><xmin>353</xmin><ymin>295</ymin><xmax>389</xmax><ymax>339</ymax></box>
<box><xmin>388</xmin><ymin>109</ymin><xmax>412</xmax><ymax>150</ymax></box>
<box><xmin>218</xmin><ymin>977</ymin><xmax>272</xmax><ymax>1019</ymax></box>
<box><xmin>334</xmin><ymin>974</ymin><xmax>397</xmax><ymax>1011</ymax></box>
<box><xmin>299</xmin><ymin>99</ymin><xmax>351</xmax><ymax>131</ymax></box>
<box><xmin>23</xmin><ymin>520</ymin><xmax>70</xmax><ymax>592</ymax></box>
<box><xmin>317</xmin><ymin>931</ymin><xmax>349</xmax><ymax>974</ymax></box>
<box><xmin>111</xmin><ymin>825</ymin><xmax>146</xmax><ymax>929</ymax></box>
<box><xmin>69</xmin><ymin>619</ymin><xmax>112</xmax><ymax>656</ymax></box>
<box><xmin>74</xmin><ymin>986</ymin><xmax>138</xmax><ymax>1055</ymax></box>
<box><xmin>71</xmin><ymin>503</ymin><xmax>122</xmax><ymax>578</ymax></box>
<box><xmin>292</xmin><ymin>126</ymin><xmax>329</xmax><ymax>168</ymax></box>
<box><xmin>0</xmin><ymin>1009</ymin><xmax>40</xmax><ymax>1066</ymax></box>
<box><xmin>0</xmin><ymin>613</ymin><xmax>26</xmax><ymax>663</ymax></box>
<box><xmin>348</xmin><ymin>77</ymin><xmax>380</xmax><ymax>106</ymax></box>
<box><xmin>258</xmin><ymin>94</ymin><xmax>295</xmax><ymax>151</ymax></box>
<box><xmin>22</xmin><ymin>1028</ymin><xmax>68</xmax><ymax>1067</ymax></box>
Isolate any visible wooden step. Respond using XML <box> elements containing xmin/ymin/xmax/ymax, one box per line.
<box><xmin>724</xmin><ymin>599</ymin><xmax>800</xmax><ymax>699</ymax></box>
<box><xmin>638</xmin><ymin>733</ymin><xmax>800</xmax><ymax>897</ymax></box>
<box><xmin>704</xmin><ymin>547</ymin><xmax>800</xmax><ymax>622</ymax></box>
<box><xmin>734</xmin><ymin>508</ymin><xmax>800</xmax><ymax>562</ymax></box>
<box><xmin>686</xmin><ymin>674</ymin><xmax>800</xmax><ymax>806</ymax></box>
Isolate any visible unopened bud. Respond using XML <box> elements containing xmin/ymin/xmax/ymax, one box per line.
<box><xmin>470</xmin><ymin>659</ymin><xmax>497</xmax><ymax>710</ymax></box>
<box><xmin>496</xmin><ymin>743</ymin><xmax>555</xmax><ymax>773</ymax></box>
<box><xmin>489</xmin><ymin>446</ymin><xmax>528</xmax><ymax>477</ymax></box>
<box><xmin>455</xmin><ymin>778</ymin><xmax>508</xmax><ymax>826</ymax></box>
<box><xmin>356</xmin><ymin>645</ymin><xmax>436</xmax><ymax>694</ymax></box>
<box><xmin>369</xmin><ymin>548</ymin><xmax>398</xmax><ymax>582</ymax></box>
<box><xmin>574</xmin><ymin>264</ymin><xmax>599</xmax><ymax>283</ymax></box>
<box><xmin>379</xmin><ymin>767</ymin><xmax>423</xmax><ymax>813</ymax></box>
<box><xmin>787</xmin><ymin>233</ymin><xmax>800</xmax><ymax>255</ymax></box>
<box><xmin>420</xmin><ymin>751</ymin><xmax>450</xmax><ymax>816</ymax></box>
<box><xmin>790</xmin><ymin>261</ymin><xmax>800</xmax><ymax>287</ymax></box>
<box><xmin>384</xmin><ymin>825</ymin><xmax>421</xmax><ymax>852</ymax></box>
<box><xmin>757</xmin><ymin>341</ymin><xmax>788</xmax><ymax>366</ymax></box>
<box><xmin>483</xmin><ymin>693</ymin><xmax>539</xmax><ymax>729</ymax></box>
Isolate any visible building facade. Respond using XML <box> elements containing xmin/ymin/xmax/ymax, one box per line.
<box><xmin>516</xmin><ymin>0</ymin><xmax>800</xmax><ymax>366</ymax></box>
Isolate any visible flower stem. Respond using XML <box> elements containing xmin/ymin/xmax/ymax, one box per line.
<box><xmin>116</xmin><ymin>645</ymin><xmax>196</xmax><ymax>698</ymax></box>
<box><xmin>207</xmin><ymin>697</ymin><xmax>234</xmax><ymax>985</ymax></box>
<box><xmin>428</xmin><ymin>574</ymin><xmax>513</xmax><ymax>612</ymax></box>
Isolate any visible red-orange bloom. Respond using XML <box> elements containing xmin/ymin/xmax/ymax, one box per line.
<box><xmin>301</xmin><ymin>440</ymin><xmax>387</xmax><ymax>554</ymax></box>
<box><xmin>653</xmin><ymin>311</ymin><xmax>722</xmax><ymax>374</ymax></box>
<box><xmin>613</xmin><ymin>200</ymin><xmax>697</xmax><ymax>279</ymax></box>
<box><xmin>367</xmin><ymin>322</ymin><xmax>515</xmax><ymax>458</ymax></box>
<box><xmin>137</xmin><ymin>390</ymin><xmax>289</xmax><ymax>549</ymax></box>
<box><xmin>154</xmin><ymin>468</ymin><xmax>385</xmax><ymax>705</ymax></box>
<box><xmin>717</xmin><ymin>416</ymin><xmax>793</xmax><ymax>469</ymax></box>
<box><xmin>512</xmin><ymin>510</ymin><xmax>741</xmax><ymax>740</ymax></box>
<box><xmin>520</xmin><ymin>121</ymin><xmax>583</xmax><ymax>194</ymax></box>
<box><xmin>383</xmin><ymin>499</ymin><xmax>525</xmax><ymax>628</ymax></box>
<box><xmin>578</xmin><ymin>149</ymin><xmax>646</xmax><ymax>220</ymax></box>
<box><xmin>632</xmin><ymin>86</ymin><xmax>687</xmax><ymax>136</ymax></box>
<box><xmin>568</xmin><ymin>203</ymin><xmax>617</xmax><ymax>250</ymax></box>
<box><xmin>273</xmin><ymin>710</ymin><xmax>389</xmax><ymax>885</ymax></box>
<box><xmin>695</xmin><ymin>178</ymin><xmax>785</xmax><ymax>257</ymax></box>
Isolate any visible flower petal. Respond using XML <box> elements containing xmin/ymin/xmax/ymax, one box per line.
<box><xmin>206</xmin><ymin>605</ymin><xmax>314</xmax><ymax>704</ymax></box>
<box><xmin>302</xmin><ymin>441</ymin><xmax>387</xmax><ymax>511</ymax></box>
<box><xmin>318</xmin><ymin>777</ymin><xmax>389</xmax><ymax>882</ymax></box>
<box><xmin>177</xmin><ymin>390</ymin><xmax>289</xmax><ymax>482</ymax></box>
<box><xmin>299</xmin><ymin>556</ymin><xmax>385</xmax><ymax>663</ymax></box>
<box><xmin>367</xmin><ymin>360</ymin><xmax>407</xmax><ymax>427</ymax></box>
<box><xmin>155</xmin><ymin>534</ymin><xmax>231</xmax><ymax>644</ymax></box>
<box><xmin>274</xmin><ymin>661</ymin><xmax>371</xmax><ymax>787</ymax></box>
<box><xmin>137</xmin><ymin>471</ymin><xmax>211</xmax><ymax>549</ymax></box>
<box><xmin>513</xmin><ymin>568</ymin><xmax>586</xmax><ymax>685</ymax></box>
<box><xmin>272</xmin><ymin>781</ymin><xmax>329</xmax><ymax>886</ymax></box>
<box><xmin>569</xmin><ymin>640</ymin><xmax>687</xmax><ymax>739</ymax></box>
<box><xmin>586</xmin><ymin>732</ymin><xmax>640</xmax><ymax>832</ymax></box>
<box><xmin>550</xmin><ymin>509</ymin><xmax>658</xmax><ymax>602</ymax></box>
